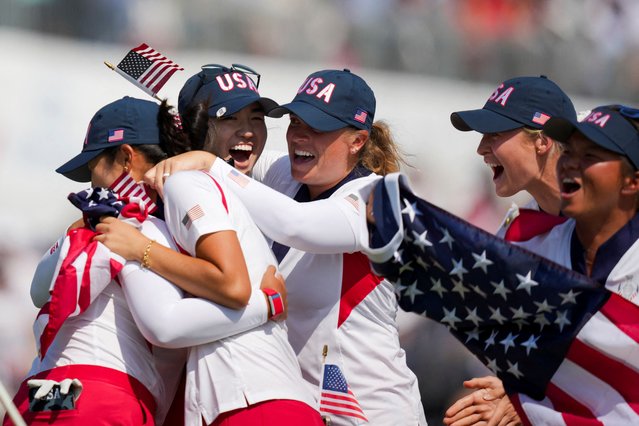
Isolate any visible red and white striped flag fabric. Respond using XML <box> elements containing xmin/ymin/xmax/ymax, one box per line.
<box><xmin>511</xmin><ymin>293</ymin><xmax>639</xmax><ymax>425</ymax></box>
<box><xmin>34</xmin><ymin>188</ymin><xmax>149</xmax><ymax>359</ymax></box>
<box><xmin>109</xmin><ymin>172</ymin><xmax>157</xmax><ymax>215</ymax></box>
<box><xmin>115</xmin><ymin>43</ymin><xmax>183</xmax><ymax>96</ymax></box>
<box><xmin>319</xmin><ymin>363</ymin><xmax>368</xmax><ymax>423</ymax></box>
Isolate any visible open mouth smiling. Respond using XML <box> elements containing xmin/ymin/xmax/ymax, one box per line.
<box><xmin>229</xmin><ymin>143</ymin><xmax>253</xmax><ymax>163</ymax></box>
<box><xmin>294</xmin><ymin>150</ymin><xmax>315</xmax><ymax>162</ymax></box>
<box><xmin>487</xmin><ymin>162</ymin><xmax>504</xmax><ymax>180</ymax></box>
<box><xmin>561</xmin><ymin>177</ymin><xmax>581</xmax><ymax>194</ymax></box>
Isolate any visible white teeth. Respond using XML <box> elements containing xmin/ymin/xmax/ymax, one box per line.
<box><xmin>231</xmin><ymin>144</ymin><xmax>253</xmax><ymax>152</ymax></box>
<box><xmin>295</xmin><ymin>150</ymin><xmax>314</xmax><ymax>157</ymax></box>
<box><xmin>562</xmin><ymin>178</ymin><xmax>575</xmax><ymax>184</ymax></box>
<box><xmin>486</xmin><ymin>163</ymin><xmax>500</xmax><ymax>168</ymax></box>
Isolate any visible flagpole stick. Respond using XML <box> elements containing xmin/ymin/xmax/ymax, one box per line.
<box><xmin>0</xmin><ymin>379</ymin><xmax>26</xmax><ymax>426</ymax></box>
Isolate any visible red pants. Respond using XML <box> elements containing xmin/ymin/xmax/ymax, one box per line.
<box><xmin>3</xmin><ymin>365</ymin><xmax>156</xmax><ymax>426</ymax></box>
<box><xmin>211</xmin><ymin>399</ymin><xmax>324</xmax><ymax>426</ymax></box>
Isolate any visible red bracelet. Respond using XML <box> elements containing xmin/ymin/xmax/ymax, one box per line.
<box><xmin>262</xmin><ymin>288</ymin><xmax>284</xmax><ymax>319</ymax></box>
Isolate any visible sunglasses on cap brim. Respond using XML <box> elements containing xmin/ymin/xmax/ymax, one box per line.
<box><xmin>200</xmin><ymin>63</ymin><xmax>261</xmax><ymax>89</ymax></box>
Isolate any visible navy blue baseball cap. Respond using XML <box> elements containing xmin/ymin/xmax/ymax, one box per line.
<box><xmin>269</xmin><ymin>69</ymin><xmax>375</xmax><ymax>132</ymax></box>
<box><xmin>451</xmin><ymin>75</ymin><xmax>576</xmax><ymax>133</ymax></box>
<box><xmin>543</xmin><ymin>105</ymin><xmax>639</xmax><ymax>169</ymax></box>
<box><xmin>56</xmin><ymin>96</ymin><xmax>161</xmax><ymax>182</ymax></box>
<box><xmin>178</xmin><ymin>64</ymin><xmax>278</xmax><ymax>118</ymax></box>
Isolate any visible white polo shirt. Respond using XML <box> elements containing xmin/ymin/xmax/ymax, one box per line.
<box><xmin>29</xmin><ymin>216</ymin><xmax>186</xmax><ymax>424</ymax></box>
<box><xmin>162</xmin><ymin>170</ymin><xmax>316</xmax><ymax>425</ymax></box>
<box><xmin>209</xmin><ymin>158</ymin><xmax>427</xmax><ymax>426</ymax></box>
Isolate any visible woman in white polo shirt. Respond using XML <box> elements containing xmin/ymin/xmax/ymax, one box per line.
<box><xmin>140</xmin><ymin>68</ymin><xmax>427</xmax><ymax>426</ymax></box>
<box><xmin>95</xmin><ymin>65</ymin><xmax>323</xmax><ymax>426</ymax></box>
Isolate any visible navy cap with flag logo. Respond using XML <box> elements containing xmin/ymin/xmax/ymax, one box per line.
<box><xmin>450</xmin><ymin>75</ymin><xmax>576</xmax><ymax>133</ymax></box>
<box><xmin>543</xmin><ymin>105</ymin><xmax>639</xmax><ymax>170</ymax></box>
<box><xmin>268</xmin><ymin>69</ymin><xmax>375</xmax><ymax>132</ymax></box>
<box><xmin>177</xmin><ymin>64</ymin><xmax>278</xmax><ymax>119</ymax></box>
<box><xmin>56</xmin><ymin>96</ymin><xmax>161</xmax><ymax>182</ymax></box>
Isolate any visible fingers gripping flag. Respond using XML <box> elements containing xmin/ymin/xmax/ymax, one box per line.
<box><xmin>114</xmin><ymin>43</ymin><xmax>183</xmax><ymax>97</ymax></box>
<box><xmin>35</xmin><ymin>188</ymin><xmax>149</xmax><ymax>359</ymax></box>
<box><xmin>366</xmin><ymin>173</ymin><xmax>639</xmax><ymax>425</ymax></box>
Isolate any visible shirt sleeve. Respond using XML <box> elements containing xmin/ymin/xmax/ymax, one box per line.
<box><xmin>120</xmin><ymin>217</ymin><xmax>269</xmax><ymax>349</ymax></box>
<box><xmin>30</xmin><ymin>236</ymin><xmax>65</xmax><ymax>308</ymax></box>
<box><xmin>162</xmin><ymin>170</ymin><xmax>234</xmax><ymax>256</ymax></box>
<box><xmin>209</xmin><ymin>158</ymin><xmax>377</xmax><ymax>254</ymax></box>
<box><xmin>362</xmin><ymin>173</ymin><xmax>406</xmax><ymax>264</ymax></box>
<box><xmin>249</xmin><ymin>149</ymin><xmax>287</xmax><ymax>182</ymax></box>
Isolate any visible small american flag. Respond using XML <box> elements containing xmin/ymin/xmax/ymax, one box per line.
<box><xmin>109</xmin><ymin>172</ymin><xmax>157</xmax><ymax>215</ymax></box>
<box><xmin>532</xmin><ymin>111</ymin><xmax>550</xmax><ymax>125</ymax></box>
<box><xmin>319</xmin><ymin>364</ymin><xmax>367</xmax><ymax>422</ymax></box>
<box><xmin>182</xmin><ymin>205</ymin><xmax>204</xmax><ymax>230</ymax></box>
<box><xmin>115</xmin><ymin>43</ymin><xmax>183</xmax><ymax>97</ymax></box>
<box><xmin>368</xmin><ymin>173</ymin><xmax>639</xmax><ymax>425</ymax></box>
<box><xmin>354</xmin><ymin>108</ymin><xmax>368</xmax><ymax>124</ymax></box>
<box><xmin>108</xmin><ymin>129</ymin><xmax>124</xmax><ymax>142</ymax></box>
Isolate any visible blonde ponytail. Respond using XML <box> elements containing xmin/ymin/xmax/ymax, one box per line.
<box><xmin>358</xmin><ymin>121</ymin><xmax>405</xmax><ymax>175</ymax></box>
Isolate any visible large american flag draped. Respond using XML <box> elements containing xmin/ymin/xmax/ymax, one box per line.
<box><xmin>115</xmin><ymin>43</ymin><xmax>183</xmax><ymax>97</ymax></box>
<box><xmin>367</xmin><ymin>173</ymin><xmax>639</xmax><ymax>425</ymax></box>
<box><xmin>34</xmin><ymin>188</ymin><xmax>149</xmax><ymax>359</ymax></box>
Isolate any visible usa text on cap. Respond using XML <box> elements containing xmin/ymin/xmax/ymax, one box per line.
<box><xmin>450</xmin><ymin>75</ymin><xmax>576</xmax><ymax>134</ymax></box>
<box><xmin>268</xmin><ymin>68</ymin><xmax>375</xmax><ymax>132</ymax></box>
<box><xmin>178</xmin><ymin>64</ymin><xmax>278</xmax><ymax>119</ymax></box>
<box><xmin>543</xmin><ymin>105</ymin><xmax>639</xmax><ymax>169</ymax></box>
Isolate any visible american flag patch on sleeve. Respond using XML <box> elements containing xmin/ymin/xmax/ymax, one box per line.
<box><xmin>182</xmin><ymin>205</ymin><xmax>204</xmax><ymax>230</ymax></box>
<box><xmin>343</xmin><ymin>193</ymin><xmax>360</xmax><ymax>210</ymax></box>
<box><xmin>227</xmin><ymin>169</ymin><xmax>249</xmax><ymax>188</ymax></box>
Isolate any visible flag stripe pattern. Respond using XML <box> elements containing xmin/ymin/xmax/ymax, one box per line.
<box><xmin>115</xmin><ymin>43</ymin><xmax>183</xmax><ymax>96</ymax></box>
<box><xmin>35</xmin><ymin>188</ymin><xmax>148</xmax><ymax>359</ymax></box>
<box><xmin>110</xmin><ymin>172</ymin><xmax>157</xmax><ymax>215</ymax></box>
<box><xmin>532</xmin><ymin>111</ymin><xmax>550</xmax><ymax>125</ymax></box>
<box><xmin>354</xmin><ymin>109</ymin><xmax>368</xmax><ymax>124</ymax></box>
<box><xmin>367</xmin><ymin>173</ymin><xmax>639</xmax><ymax>425</ymax></box>
<box><xmin>319</xmin><ymin>364</ymin><xmax>368</xmax><ymax>422</ymax></box>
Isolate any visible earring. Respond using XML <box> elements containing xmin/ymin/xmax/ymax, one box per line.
<box><xmin>124</xmin><ymin>165</ymin><xmax>130</xmax><ymax>173</ymax></box>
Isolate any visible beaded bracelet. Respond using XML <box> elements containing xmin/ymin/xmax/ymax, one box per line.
<box><xmin>262</xmin><ymin>288</ymin><xmax>284</xmax><ymax>320</ymax></box>
<box><xmin>141</xmin><ymin>240</ymin><xmax>156</xmax><ymax>269</ymax></box>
